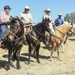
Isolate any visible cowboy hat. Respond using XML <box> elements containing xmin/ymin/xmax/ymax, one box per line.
<box><xmin>24</xmin><ymin>5</ymin><xmax>30</xmax><ymax>10</ymax></box>
<box><xmin>44</xmin><ymin>8</ymin><xmax>51</xmax><ymax>12</ymax></box>
<box><xmin>58</xmin><ymin>13</ymin><xmax>62</xmax><ymax>16</ymax></box>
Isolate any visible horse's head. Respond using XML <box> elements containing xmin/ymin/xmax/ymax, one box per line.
<box><xmin>7</xmin><ymin>17</ymin><xmax>21</xmax><ymax>42</ymax></box>
<box><xmin>43</xmin><ymin>18</ymin><xmax>51</xmax><ymax>33</ymax></box>
<box><xmin>68</xmin><ymin>23</ymin><xmax>75</xmax><ymax>35</ymax></box>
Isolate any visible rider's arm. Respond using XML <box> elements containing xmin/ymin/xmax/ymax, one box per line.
<box><xmin>54</xmin><ymin>18</ymin><xmax>60</xmax><ymax>24</ymax></box>
<box><xmin>29</xmin><ymin>13</ymin><xmax>33</xmax><ymax>21</ymax></box>
<box><xmin>29</xmin><ymin>13</ymin><xmax>33</xmax><ymax>24</ymax></box>
<box><xmin>20</xmin><ymin>13</ymin><xmax>28</xmax><ymax>25</ymax></box>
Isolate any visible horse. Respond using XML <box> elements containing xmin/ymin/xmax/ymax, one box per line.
<box><xmin>2</xmin><ymin>16</ymin><xmax>24</xmax><ymax>70</ymax></box>
<box><xmin>25</xmin><ymin>19</ymin><xmax>51</xmax><ymax>64</ymax></box>
<box><xmin>49</xmin><ymin>23</ymin><xmax>74</xmax><ymax>61</ymax></box>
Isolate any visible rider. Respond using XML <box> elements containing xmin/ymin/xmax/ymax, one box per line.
<box><xmin>42</xmin><ymin>8</ymin><xmax>55</xmax><ymax>45</ymax></box>
<box><xmin>0</xmin><ymin>5</ymin><xmax>11</xmax><ymax>47</ymax></box>
<box><xmin>20</xmin><ymin>5</ymin><xmax>33</xmax><ymax>34</ymax></box>
<box><xmin>42</xmin><ymin>8</ymin><xmax>55</xmax><ymax>34</ymax></box>
<box><xmin>54</xmin><ymin>13</ymin><xmax>64</xmax><ymax>26</ymax></box>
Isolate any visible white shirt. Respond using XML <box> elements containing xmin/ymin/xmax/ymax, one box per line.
<box><xmin>42</xmin><ymin>14</ymin><xmax>52</xmax><ymax>21</ymax></box>
<box><xmin>0</xmin><ymin>11</ymin><xmax>10</xmax><ymax>24</ymax></box>
<box><xmin>20</xmin><ymin>12</ymin><xmax>33</xmax><ymax>24</ymax></box>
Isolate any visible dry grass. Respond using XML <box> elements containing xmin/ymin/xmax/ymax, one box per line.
<box><xmin>0</xmin><ymin>36</ymin><xmax>75</xmax><ymax>75</ymax></box>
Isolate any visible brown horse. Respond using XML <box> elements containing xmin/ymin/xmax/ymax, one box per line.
<box><xmin>48</xmin><ymin>23</ymin><xmax>74</xmax><ymax>61</ymax></box>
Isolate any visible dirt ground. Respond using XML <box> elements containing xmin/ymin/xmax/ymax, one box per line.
<box><xmin>0</xmin><ymin>36</ymin><xmax>75</xmax><ymax>75</ymax></box>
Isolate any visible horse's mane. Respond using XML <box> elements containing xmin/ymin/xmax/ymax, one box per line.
<box><xmin>33</xmin><ymin>22</ymin><xmax>45</xmax><ymax>32</ymax></box>
<box><xmin>34</xmin><ymin>22</ymin><xmax>44</xmax><ymax>27</ymax></box>
<box><xmin>57</xmin><ymin>23</ymin><xmax>71</xmax><ymax>29</ymax></box>
<box><xmin>32</xmin><ymin>21</ymin><xmax>45</xmax><ymax>36</ymax></box>
<box><xmin>15</xmin><ymin>16</ymin><xmax>24</xmax><ymax>36</ymax></box>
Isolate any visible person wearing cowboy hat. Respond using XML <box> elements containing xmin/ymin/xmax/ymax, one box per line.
<box><xmin>42</xmin><ymin>8</ymin><xmax>55</xmax><ymax>45</ymax></box>
<box><xmin>54</xmin><ymin>13</ymin><xmax>64</xmax><ymax>26</ymax></box>
<box><xmin>42</xmin><ymin>8</ymin><xmax>52</xmax><ymax>21</ymax></box>
<box><xmin>0</xmin><ymin>5</ymin><xmax>11</xmax><ymax>47</ymax></box>
<box><xmin>20</xmin><ymin>5</ymin><xmax>33</xmax><ymax>34</ymax></box>
<box><xmin>42</xmin><ymin>8</ymin><xmax>54</xmax><ymax>29</ymax></box>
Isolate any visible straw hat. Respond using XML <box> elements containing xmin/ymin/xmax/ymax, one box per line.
<box><xmin>44</xmin><ymin>8</ymin><xmax>50</xmax><ymax>12</ymax></box>
<box><xmin>58</xmin><ymin>13</ymin><xmax>62</xmax><ymax>16</ymax></box>
<box><xmin>24</xmin><ymin>5</ymin><xmax>30</xmax><ymax>10</ymax></box>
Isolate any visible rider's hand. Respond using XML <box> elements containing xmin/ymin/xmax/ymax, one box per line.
<box><xmin>29</xmin><ymin>22</ymin><xmax>32</xmax><ymax>24</ymax></box>
<box><xmin>51</xmin><ymin>21</ymin><xmax>54</xmax><ymax>24</ymax></box>
<box><xmin>57</xmin><ymin>22</ymin><xmax>60</xmax><ymax>24</ymax></box>
<box><xmin>7</xmin><ymin>21</ymin><xmax>11</xmax><ymax>25</ymax></box>
<box><xmin>29</xmin><ymin>22</ymin><xmax>33</xmax><ymax>26</ymax></box>
<box><xmin>21</xmin><ymin>17</ymin><xmax>24</xmax><ymax>20</ymax></box>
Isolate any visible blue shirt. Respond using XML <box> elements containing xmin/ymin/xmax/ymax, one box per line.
<box><xmin>54</xmin><ymin>18</ymin><xmax>64</xmax><ymax>26</ymax></box>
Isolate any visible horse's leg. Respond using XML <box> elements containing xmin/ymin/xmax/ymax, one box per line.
<box><xmin>16</xmin><ymin>48</ymin><xmax>21</xmax><ymax>69</ymax></box>
<box><xmin>50</xmin><ymin>43</ymin><xmax>56</xmax><ymax>61</ymax></box>
<box><xmin>7</xmin><ymin>49</ymin><xmax>12</xmax><ymax>70</ymax></box>
<box><xmin>61</xmin><ymin>42</ymin><xmax>64</xmax><ymax>53</ymax></box>
<box><xmin>28</xmin><ymin>44</ymin><xmax>33</xmax><ymax>64</ymax></box>
<box><xmin>57</xmin><ymin>45</ymin><xmax>61</xmax><ymax>61</ymax></box>
<box><xmin>32</xmin><ymin>46</ymin><xmax>36</xmax><ymax>55</ymax></box>
<box><xmin>16</xmin><ymin>49</ymin><xmax>21</xmax><ymax>69</ymax></box>
<box><xmin>61</xmin><ymin>35</ymin><xmax>67</xmax><ymax>53</ymax></box>
<box><xmin>13</xmin><ymin>49</ymin><xmax>17</xmax><ymax>61</ymax></box>
<box><xmin>36</xmin><ymin>42</ymin><xmax>40</xmax><ymax>63</ymax></box>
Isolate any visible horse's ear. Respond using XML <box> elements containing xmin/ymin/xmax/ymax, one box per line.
<box><xmin>10</xmin><ymin>16</ymin><xmax>14</xmax><ymax>20</ymax></box>
<box><xmin>16</xmin><ymin>16</ymin><xmax>19</xmax><ymax>19</ymax></box>
<box><xmin>9</xmin><ymin>16</ymin><xmax>16</xmax><ymax>23</ymax></box>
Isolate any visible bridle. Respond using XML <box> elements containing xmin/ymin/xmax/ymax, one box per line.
<box><xmin>7</xmin><ymin>20</ymin><xmax>24</xmax><ymax>40</ymax></box>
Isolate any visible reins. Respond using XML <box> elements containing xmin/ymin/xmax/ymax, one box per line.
<box><xmin>55</xmin><ymin>28</ymin><xmax>65</xmax><ymax>35</ymax></box>
<box><xmin>46</xmin><ymin>24</ymin><xmax>64</xmax><ymax>41</ymax></box>
<box><xmin>32</xmin><ymin>26</ymin><xmax>46</xmax><ymax>37</ymax></box>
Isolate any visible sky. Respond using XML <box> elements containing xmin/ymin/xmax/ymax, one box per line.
<box><xmin>0</xmin><ymin>0</ymin><xmax>75</xmax><ymax>23</ymax></box>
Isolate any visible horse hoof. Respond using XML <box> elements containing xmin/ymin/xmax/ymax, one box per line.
<box><xmin>17</xmin><ymin>66</ymin><xmax>21</xmax><ymax>70</ymax></box>
<box><xmin>58</xmin><ymin>58</ymin><xmax>62</xmax><ymax>61</ymax></box>
<box><xmin>28</xmin><ymin>61</ymin><xmax>30</xmax><ymax>64</ymax></box>
<box><xmin>6</xmin><ymin>65</ymin><xmax>10</xmax><ymax>70</ymax></box>
<box><xmin>12</xmin><ymin>58</ymin><xmax>16</xmax><ymax>61</ymax></box>
<box><xmin>38</xmin><ymin>61</ymin><xmax>40</xmax><ymax>63</ymax></box>
<box><xmin>50</xmin><ymin>58</ymin><xmax>53</xmax><ymax>61</ymax></box>
<box><xmin>61</xmin><ymin>51</ymin><xmax>64</xmax><ymax>53</ymax></box>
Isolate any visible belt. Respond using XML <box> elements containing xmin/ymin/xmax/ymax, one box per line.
<box><xmin>0</xmin><ymin>23</ymin><xmax>7</xmax><ymax>25</ymax></box>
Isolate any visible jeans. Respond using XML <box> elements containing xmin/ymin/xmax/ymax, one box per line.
<box><xmin>0</xmin><ymin>25</ymin><xmax>7</xmax><ymax>41</ymax></box>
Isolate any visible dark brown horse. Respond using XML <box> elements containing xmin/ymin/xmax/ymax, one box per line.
<box><xmin>2</xmin><ymin>17</ymin><xmax>24</xmax><ymax>70</ymax></box>
<box><xmin>25</xmin><ymin>19</ymin><xmax>51</xmax><ymax>64</ymax></box>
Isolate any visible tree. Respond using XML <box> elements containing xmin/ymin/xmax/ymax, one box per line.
<box><xmin>64</xmin><ymin>12</ymin><xmax>75</xmax><ymax>23</ymax></box>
